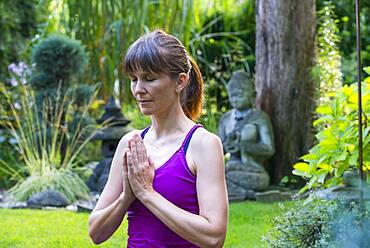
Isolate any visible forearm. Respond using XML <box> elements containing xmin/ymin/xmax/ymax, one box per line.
<box><xmin>138</xmin><ymin>191</ymin><xmax>226</xmax><ymax>248</ymax></box>
<box><xmin>88</xmin><ymin>193</ymin><xmax>133</xmax><ymax>244</ymax></box>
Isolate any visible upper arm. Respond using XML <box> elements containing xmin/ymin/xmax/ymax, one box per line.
<box><xmin>189</xmin><ymin>130</ymin><xmax>228</xmax><ymax>233</ymax></box>
<box><xmin>92</xmin><ymin>130</ymin><xmax>141</xmax><ymax>212</ymax></box>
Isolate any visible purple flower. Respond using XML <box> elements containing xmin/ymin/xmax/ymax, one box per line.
<box><xmin>21</xmin><ymin>78</ymin><xmax>27</xmax><ymax>85</ymax></box>
<box><xmin>10</xmin><ymin>78</ymin><xmax>18</xmax><ymax>87</ymax></box>
<box><xmin>8</xmin><ymin>63</ymin><xmax>16</xmax><ymax>73</ymax></box>
<box><xmin>7</xmin><ymin>62</ymin><xmax>31</xmax><ymax>85</ymax></box>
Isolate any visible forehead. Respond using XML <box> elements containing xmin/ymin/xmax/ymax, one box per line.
<box><xmin>130</xmin><ymin>70</ymin><xmax>156</xmax><ymax>77</ymax></box>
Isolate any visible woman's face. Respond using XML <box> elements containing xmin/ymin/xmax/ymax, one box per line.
<box><xmin>130</xmin><ymin>71</ymin><xmax>178</xmax><ymax>116</ymax></box>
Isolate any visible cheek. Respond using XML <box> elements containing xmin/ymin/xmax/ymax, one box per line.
<box><xmin>130</xmin><ymin>83</ymin><xmax>136</xmax><ymax>95</ymax></box>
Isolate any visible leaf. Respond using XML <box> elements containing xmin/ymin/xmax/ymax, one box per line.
<box><xmin>300</xmin><ymin>153</ymin><xmax>318</xmax><ymax>162</ymax></box>
<box><xmin>343</xmin><ymin>85</ymin><xmax>353</xmax><ymax>96</ymax></box>
<box><xmin>349</xmin><ymin>153</ymin><xmax>358</xmax><ymax>166</ymax></box>
<box><xmin>318</xmin><ymin>163</ymin><xmax>330</xmax><ymax>171</ymax></box>
<box><xmin>336</xmin><ymin>150</ymin><xmax>347</xmax><ymax>161</ymax></box>
<box><xmin>364</xmin><ymin>66</ymin><xmax>370</xmax><ymax>75</ymax></box>
<box><xmin>347</xmin><ymin>144</ymin><xmax>356</xmax><ymax>152</ymax></box>
<box><xmin>335</xmin><ymin>162</ymin><xmax>349</xmax><ymax>178</ymax></box>
<box><xmin>316</xmin><ymin>105</ymin><xmax>333</xmax><ymax>115</ymax></box>
<box><xmin>349</xmin><ymin>94</ymin><xmax>358</xmax><ymax>104</ymax></box>
<box><xmin>317</xmin><ymin>169</ymin><xmax>328</xmax><ymax>184</ymax></box>
<box><xmin>308</xmin><ymin>176</ymin><xmax>319</xmax><ymax>189</ymax></box>
<box><xmin>293</xmin><ymin>162</ymin><xmax>310</xmax><ymax>172</ymax></box>
<box><xmin>292</xmin><ymin>169</ymin><xmax>307</xmax><ymax>177</ymax></box>
<box><xmin>90</xmin><ymin>99</ymin><xmax>105</xmax><ymax>110</ymax></box>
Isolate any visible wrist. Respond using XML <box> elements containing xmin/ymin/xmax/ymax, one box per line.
<box><xmin>136</xmin><ymin>189</ymin><xmax>156</xmax><ymax>203</ymax></box>
<box><xmin>118</xmin><ymin>192</ymin><xmax>135</xmax><ymax>207</ymax></box>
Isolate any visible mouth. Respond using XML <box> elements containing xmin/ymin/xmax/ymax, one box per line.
<box><xmin>138</xmin><ymin>100</ymin><xmax>152</xmax><ymax>104</ymax></box>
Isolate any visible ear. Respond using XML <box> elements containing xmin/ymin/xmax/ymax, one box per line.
<box><xmin>175</xmin><ymin>73</ymin><xmax>189</xmax><ymax>94</ymax></box>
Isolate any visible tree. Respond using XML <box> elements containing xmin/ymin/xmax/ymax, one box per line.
<box><xmin>255</xmin><ymin>0</ymin><xmax>316</xmax><ymax>183</ymax></box>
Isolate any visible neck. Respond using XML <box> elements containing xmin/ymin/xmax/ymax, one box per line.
<box><xmin>149</xmin><ymin>101</ymin><xmax>194</xmax><ymax>139</ymax></box>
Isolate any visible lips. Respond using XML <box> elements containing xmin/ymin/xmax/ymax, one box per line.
<box><xmin>138</xmin><ymin>100</ymin><xmax>152</xmax><ymax>105</ymax></box>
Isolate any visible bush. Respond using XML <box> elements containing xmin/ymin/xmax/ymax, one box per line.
<box><xmin>30</xmin><ymin>34</ymin><xmax>88</xmax><ymax>88</ymax></box>
<box><xmin>264</xmin><ymin>199</ymin><xmax>370</xmax><ymax>248</ymax></box>
<box><xmin>0</xmin><ymin>77</ymin><xmax>106</xmax><ymax>202</ymax></box>
<box><xmin>293</xmin><ymin>67</ymin><xmax>370</xmax><ymax>193</ymax></box>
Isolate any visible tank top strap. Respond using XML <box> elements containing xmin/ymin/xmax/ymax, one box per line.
<box><xmin>140</xmin><ymin>125</ymin><xmax>151</xmax><ymax>139</ymax></box>
<box><xmin>182</xmin><ymin>124</ymin><xmax>203</xmax><ymax>155</ymax></box>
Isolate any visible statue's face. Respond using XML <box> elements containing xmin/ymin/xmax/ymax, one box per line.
<box><xmin>228</xmin><ymin>84</ymin><xmax>253</xmax><ymax>110</ymax></box>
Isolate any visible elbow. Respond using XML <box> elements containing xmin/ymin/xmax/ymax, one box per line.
<box><xmin>203</xmin><ymin>229</ymin><xmax>226</xmax><ymax>248</ymax></box>
<box><xmin>204</xmin><ymin>236</ymin><xmax>225</xmax><ymax>248</ymax></box>
<box><xmin>88</xmin><ymin>219</ymin><xmax>105</xmax><ymax>245</ymax></box>
<box><xmin>88</xmin><ymin>227</ymin><xmax>101</xmax><ymax>245</ymax></box>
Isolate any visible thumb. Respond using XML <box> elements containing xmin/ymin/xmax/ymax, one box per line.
<box><xmin>148</xmin><ymin>156</ymin><xmax>155</xmax><ymax>167</ymax></box>
<box><xmin>123</xmin><ymin>148</ymin><xmax>130</xmax><ymax>171</ymax></box>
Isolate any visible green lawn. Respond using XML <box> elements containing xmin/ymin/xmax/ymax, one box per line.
<box><xmin>0</xmin><ymin>201</ymin><xmax>293</xmax><ymax>248</ymax></box>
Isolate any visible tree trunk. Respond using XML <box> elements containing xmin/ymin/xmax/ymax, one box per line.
<box><xmin>255</xmin><ymin>0</ymin><xmax>316</xmax><ymax>184</ymax></box>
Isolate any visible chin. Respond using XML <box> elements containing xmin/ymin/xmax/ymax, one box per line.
<box><xmin>139</xmin><ymin>107</ymin><xmax>154</xmax><ymax>116</ymax></box>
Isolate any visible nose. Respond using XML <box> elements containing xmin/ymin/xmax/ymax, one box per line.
<box><xmin>132</xmin><ymin>79</ymin><xmax>147</xmax><ymax>96</ymax></box>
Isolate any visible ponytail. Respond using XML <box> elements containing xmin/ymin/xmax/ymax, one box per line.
<box><xmin>180</xmin><ymin>56</ymin><xmax>204</xmax><ymax>121</ymax></box>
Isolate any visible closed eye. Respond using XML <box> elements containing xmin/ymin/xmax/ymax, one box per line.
<box><xmin>144</xmin><ymin>76</ymin><xmax>156</xmax><ymax>82</ymax></box>
<box><xmin>130</xmin><ymin>77</ymin><xmax>137</xmax><ymax>83</ymax></box>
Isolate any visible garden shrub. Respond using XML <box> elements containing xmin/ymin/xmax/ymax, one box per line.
<box><xmin>30</xmin><ymin>34</ymin><xmax>88</xmax><ymax>87</ymax></box>
<box><xmin>293</xmin><ymin>67</ymin><xmax>370</xmax><ymax>193</ymax></box>
<box><xmin>0</xmin><ymin>35</ymin><xmax>107</xmax><ymax>202</ymax></box>
<box><xmin>264</xmin><ymin>199</ymin><xmax>370</xmax><ymax>248</ymax></box>
<box><xmin>0</xmin><ymin>81</ymin><xmax>104</xmax><ymax>202</ymax></box>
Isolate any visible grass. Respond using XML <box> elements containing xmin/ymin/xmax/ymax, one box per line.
<box><xmin>0</xmin><ymin>200</ymin><xmax>294</xmax><ymax>248</ymax></box>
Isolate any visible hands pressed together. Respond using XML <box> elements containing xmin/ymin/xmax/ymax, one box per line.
<box><xmin>122</xmin><ymin>134</ymin><xmax>155</xmax><ymax>202</ymax></box>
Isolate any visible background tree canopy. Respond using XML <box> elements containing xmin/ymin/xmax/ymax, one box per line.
<box><xmin>0</xmin><ymin>0</ymin><xmax>369</xmax><ymax>186</ymax></box>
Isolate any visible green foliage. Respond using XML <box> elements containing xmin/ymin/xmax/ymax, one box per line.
<box><xmin>58</xmin><ymin>0</ymin><xmax>201</xmax><ymax>100</ymax></box>
<box><xmin>0</xmin><ymin>80</ymin><xmax>106</xmax><ymax>202</ymax></box>
<box><xmin>190</xmin><ymin>0</ymin><xmax>256</xmax><ymax>132</ymax></box>
<box><xmin>121</xmin><ymin>104</ymin><xmax>151</xmax><ymax>130</ymax></box>
<box><xmin>318</xmin><ymin>0</ymin><xmax>370</xmax><ymax>84</ymax></box>
<box><xmin>30</xmin><ymin>34</ymin><xmax>88</xmax><ymax>88</ymax></box>
<box><xmin>265</xmin><ymin>199</ymin><xmax>370</xmax><ymax>248</ymax></box>
<box><xmin>0</xmin><ymin>0</ymin><xmax>38</xmax><ymax>83</ymax></box>
<box><xmin>312</xmin><ymin>2</ymin><xmax>342</xmax><ymax>104</ymax></box>
<box><xmin>293</xmin><ymin>69</ymin><xmax>370</xmax><ymax>193</ymax></box>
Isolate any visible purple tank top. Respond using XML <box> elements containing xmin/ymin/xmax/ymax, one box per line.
<box><xmin>126</xmin><ymin>124</ymin><xmax>203</xmax><ymax>248</ymax></box>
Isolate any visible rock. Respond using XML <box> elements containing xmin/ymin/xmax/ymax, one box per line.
<box><xmin>66</xmin><ymin>205</ymin><xmax>78</xmax><ymax>212</ymax></box>
<box><xmin>27</xmin><ymin>189</ymin><xmax>69</xmax><ymax>208</ymax></box>
<box><xmin>76</xmin><ymin>193</ymin><xmax>99</xmax><ymax>213</ymax></box>
<box><xmin>255</xmin><ymin>190</ymin><xmax>292</xmax><ymax>202</ymax></box>
<box><xmin>0</xmin><ymin>201</ymin><xmax>28</xmax><ymax>209</ymax></box>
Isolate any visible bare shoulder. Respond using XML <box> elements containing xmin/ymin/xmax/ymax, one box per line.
<box><xmin>191</xmin><ymin>128</ymin><xmax>223</xmax><ymax>150</ymax></box>
<box><xmin>188</xmin><ymin>128</ymin><xmax>224</xmax><ymax>168</ymax></box>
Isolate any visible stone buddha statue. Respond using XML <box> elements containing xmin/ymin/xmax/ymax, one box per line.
<box><xmin>218</xmin><ymin>71</ymin><xmax>275</xmax><ymax>201</ymax></box>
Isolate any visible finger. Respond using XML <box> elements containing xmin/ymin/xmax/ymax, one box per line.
<box><xmin>135</xmin><ymin>135</ymin><xmax>148</xmax><ymax>163</ymax></box>
<box><xmin>148</xmin><ymin>156</ymin><xmax>155</xmax><ymax>168</ymax></box>
<box><xmin>122</xmin><ymin>148</ymin><xmax>130</xmax><ymax>172</ymax></box>
<box><xmin>130</xmin><ymin>137</ymin><xmax>139</xmax><ymax>166</ymax></box>
<box><xmin>127</xmin><ymin>150</ymin><xmax>134</xmax><ymax>174</ymax></box>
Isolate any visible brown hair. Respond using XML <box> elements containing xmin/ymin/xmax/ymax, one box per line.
<box><xmin>123</xmin><ymin>30</ymin><xmax>204</xmax><ymax>121</ymax></box>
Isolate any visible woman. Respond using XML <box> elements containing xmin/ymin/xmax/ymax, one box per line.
<box><xmin>88</xmin><ymin>30</ymin><xmax>228</xmax><ymax>248</ymax></box>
